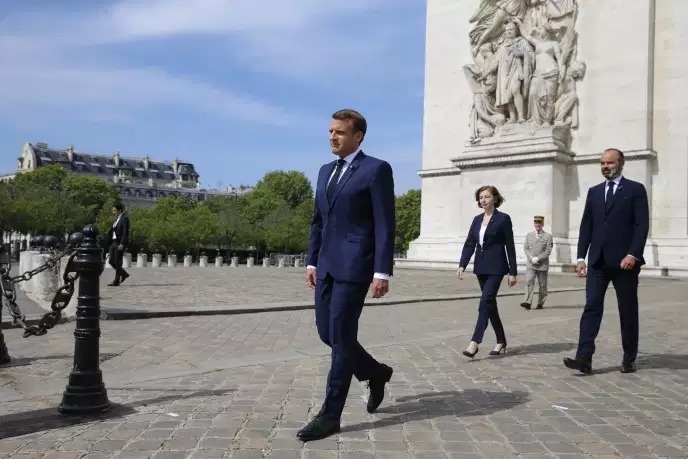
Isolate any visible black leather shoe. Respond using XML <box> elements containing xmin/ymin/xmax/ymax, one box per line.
<box><xmin>563</xmin><ymin>356</ymin><xmax>592</xmax><ymax>375</ymax></box>
<box><xmin>620</xmin><ymin>361</ymin><xmax>637</xmax><ymax>373</ymax></box>
<box><xmin>119</xmin><ymin>272</ymin><xmax>130</xmax><ymax>285</ymax></box>
<box><xmin>367</xmin><ymin>364</ymin><xmax>393</xmax><ymax>413</ymax></box>
<box><xmin>296</xmin><ymin>416</ymin><xmax>340</xmax><ymax>442</ymax></box>
<box><xmin>535</xmin><ymin>305</ymin><xmax>544</xmax><ymax>310</ymax></box>
<box><xmin>520</xmin><ymin>302</ymin><xmax>531</xmax><ymax>310</ymax></box>
<box><xmin>107</xmin><ymin>280</ymin><xmax>120</xmax><ymax>287</ymax></box>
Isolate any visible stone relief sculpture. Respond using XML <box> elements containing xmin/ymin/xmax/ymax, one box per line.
<box><xmin>466</xmin><ymin>0</ymin><xmax>584</xmax><ymax>142</ymax></box>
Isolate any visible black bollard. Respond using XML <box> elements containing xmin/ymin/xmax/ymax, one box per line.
<box><xmin>58</xmin><ymin>224</ymin><xmax>111</xmax><ymax>414</ymax></box>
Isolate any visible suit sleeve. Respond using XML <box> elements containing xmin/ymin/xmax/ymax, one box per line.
<box><xmin>370</xmin><ymin>161</ymin><xmax>396</xmax><ymax>276</ymax></box>
<box><xmin>459</xmin><ymin>218</ymin><xmax>477</xmax><ymax>269</ymax></box>
<box><xmin>121</xmin><ymin>215</ymin><xmax>130</xmax><ymax>246</ymax></box>
<box><xmin>629</xmin><ymin>183</ymin><xmax>650</xmax><ymax>259</ymax></box>
<box><xmin>577</xmin><ymin>188</ymin><xmax>593</xmax><ymax>260</ymax></box>
<box><xmin>543</xmin><ymin>234</ymin><xmax>553</xmax><ymax>258</ymax></box>
<box><xmin>504</xmin><ymin>215</ymin><xmax>517</xmax><ymax>276</ymax></box>
<box><xmin>306</xmin><ymin>170</ymin><xmax>324</xmax><ymax>268</ymax></box>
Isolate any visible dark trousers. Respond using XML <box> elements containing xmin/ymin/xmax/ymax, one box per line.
<box><xmin>471</xmin><ymin>274</ymin><xmax>506</xmax><ymax>344</ymax></box>
<box><xmin>315</xmin><ymin>273</ymin><xmax>383</xmax><ymax>420</ymax></box>
<box><xmin>576</xmin><ymin>261</ymin><xmax>640</xmax><ymax>364</ymax></box>
<box><xmin>108</xmin><ymin>242</ymin><xmax>128</xmax><ymax>282</ymax></box>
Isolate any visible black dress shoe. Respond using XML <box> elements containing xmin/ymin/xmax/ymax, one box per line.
<box><xmin>563</xmin><ymin>356</ymin><xmax>592</xmax><ymax>375</ymax></box>
<box><xmin>620</xmin><ymin>361</ymin><xmax>637</xmax><ymax>373</ymax></box>
<box><xmin>520</xmin><ymin>302</ymin><xmax>531</xmax><ymax>310</ymax></box>
<box><xmin>107</xmin><ymin>280</ymin><xmax>120</xmax><ymax>287</ymax></box>
<box><xmin>535</xmin><ymin>305</ymin><xmax>544</xmax><ymax>310</ymax></box>
<box><xmin>296</xmin><ymin>416</ymin><xmax>340</xmax><ymax>442</ymax></box>
<box><xmin>119</xmin><ymin>272</ymin><xmax>130</xmax><ymax>284</ymax></box>
<box><xmin>367</xmin><ymin>364</ymin><xmax>393</xmax><ymax>413</ymax></box>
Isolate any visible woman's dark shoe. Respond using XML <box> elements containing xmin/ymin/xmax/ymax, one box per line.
<box><xmin>463</xmin><ymin>341</ymin><xmax>479</xmax><ymax>358</ymax></box>
<box><xmin>489</xmin><ymin>343</ymin><xmax>507</xmax><ymax>355</ymax></box>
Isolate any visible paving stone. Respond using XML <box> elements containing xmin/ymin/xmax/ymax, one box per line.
<box><xmin>1</xmin><ymin>277</ymin><xmax>687</xmax><ymax>459</ymax></box>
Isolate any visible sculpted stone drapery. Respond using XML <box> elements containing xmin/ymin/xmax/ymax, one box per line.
<box><xmin>466</xmin><ymin>0</ymin><xmax>585</xmax><ymax>142</ymax></box>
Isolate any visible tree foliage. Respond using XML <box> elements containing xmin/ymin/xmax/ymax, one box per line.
<box><xmin>1</xmin><ymin>166</ymin><xmax>421</xmax><ymax>256</ymax></box>
<box><xmin>395</xmin><ymin>189</ymin><xmax>421</xmax><ymax>253</ymax></box>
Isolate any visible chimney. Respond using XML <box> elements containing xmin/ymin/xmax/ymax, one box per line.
<box><xmin>143</xmin><ymin>154</ymin><xmax>150</xmax><ymax>171</ymax></box>
<box><xmin>173</xmin><ymin>157</ymin><xmax>179</xmax><ymax>173</ymax></box>
<box><xmin>66</xmin><ymin>145</ymin><xmax>74</xmax><ymax>162</ymax></box>
<box><xmin>113</xmin><ymin>151</ymin><xmax>120</xmax><ymax>167</ymax></box>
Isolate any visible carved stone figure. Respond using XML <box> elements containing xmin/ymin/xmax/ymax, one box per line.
<box><xmin>481</xmin><ymin>21</ymin><xmax>534</xmax><ymax>124</ymax></box>
<box><xmin>465</xmin><ymin>0</ymin><xmax>585</xmax><ymax>140</ymax></box>
<box><xmin>464</xmin><ymin>44</ymin><xmax>507</xmax><ymax>142</ymax></box>
<box><xmin>515</xmin><ymin>18</ymin><xmax>564</xmax><ymax>126</ymax></box>
<box><xmin>472</xmin><ymin>0</ymin><xmax>529</xmax><ymax>53</ymax></box>
<box><xmin>554</xmin><ymin>60</ymin><xmax>586</xmax><ymax>128</ymax></box>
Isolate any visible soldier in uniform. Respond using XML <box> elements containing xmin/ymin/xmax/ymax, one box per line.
<box><xmin>521</xmin><ymin>215</ymin><xmax>553</xmax><ymax>310</ymax></box>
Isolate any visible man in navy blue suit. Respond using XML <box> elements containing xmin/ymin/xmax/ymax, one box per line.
<box><xmin>297</xmin><ymin>109</ymin><xmax>396</xmax><ymax>442</ymax></box>
<box><xmin>564</xmin><ymin>148</ymin><xmax>649</xmax><ymax>375</ymax></box>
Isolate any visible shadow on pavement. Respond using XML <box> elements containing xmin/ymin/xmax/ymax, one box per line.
<box><xmin>592</xmin><ymin>353</ymin><xmax>688</xmax><ymax>375</ymax></box>
<box><xmin>501</xmin><ymin>342</ymin><xmax>577</xmax><ymax>357</ymax></box>
<box><xmin>342</xmin><ymin>389</ymin><xmax>529</xmax><ymax>433</ymax></box>
<box><xmin>0</xmin><ymin>388</ymin><xmax>235</xmax><ymax>440</ymax></box>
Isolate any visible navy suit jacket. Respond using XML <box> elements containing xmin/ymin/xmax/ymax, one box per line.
<box><xmin>577</xmin><ymin>176</ymin><xmax>649</xmax><ymax>267</ymax></box>
<box><xmin>307</xmin><ymin>151</ymin><xmax>396</xmax><ymax>283</ymax></box>
<box><xmin>459</xmin><ymin>210</ymin><xmax>517</xmax><ymax>276</ymax></box>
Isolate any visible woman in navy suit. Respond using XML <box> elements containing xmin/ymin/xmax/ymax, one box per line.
<box><xmin>456</xmin><ymin>185</ymin><xmax>518</xmax><ymax>358</ymax></box>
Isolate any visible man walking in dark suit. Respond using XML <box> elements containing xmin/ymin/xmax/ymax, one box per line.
<box><xmin>564</xmin><ymin>148</ymin><xmax>649</xmax><ymax>375</ymax></box>
<box><xmin>298</xmin><ymin>109</ymin><xmax>396</xmax><ymax>442</ymax></box>
<box><xmin>106</xmin><ymin>202</ymin><xmax>130</xmax><ymax>286</ymax></box>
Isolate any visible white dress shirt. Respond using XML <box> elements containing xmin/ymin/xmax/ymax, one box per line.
<box><xmin>112</xmin><ymin>214</ymin><xmax>122</xmax><ymax>240</ymax></box>
<box><xmin>307</xmin><ymin>149</ymin><xmax>390</xmax><ymax>280</ymax></box>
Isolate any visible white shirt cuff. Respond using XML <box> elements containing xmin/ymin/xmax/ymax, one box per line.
<box><xmin>373</xmin><ymin>272</ymin><xmax>389</xmax><ymax>280</ymax></box>
<box><xmin>576</xmin><ymin>258</ymin><xmax>585</xmax><ymax>263</ymax></box>
<box><xmin>306</xmin><ymin>265</ymin><xmax>316</xmax><ymax>270</ymax></box>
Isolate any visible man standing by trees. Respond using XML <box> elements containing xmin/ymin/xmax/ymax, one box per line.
<box><xmin>106</xmin><ymin>203</ymin><xmax>130</xmax><ymax>286</ymax></box>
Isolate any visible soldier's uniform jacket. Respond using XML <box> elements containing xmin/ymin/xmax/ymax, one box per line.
<box><xmin>524</xmin><ymin>230</ymin><xmax>553</xmax><ymax>271</ymax></box>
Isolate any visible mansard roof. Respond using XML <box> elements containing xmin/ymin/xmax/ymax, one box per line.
<box><xmin>29</xmin><ymin>143</ymin><xmax>199</xmax><ymax>180</ymax></box>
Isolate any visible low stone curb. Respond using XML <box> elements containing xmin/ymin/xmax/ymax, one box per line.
<box><xmin>96</xmin><ymin>286</ymin><xmax>588</xmax><ymax>320</ymax></box>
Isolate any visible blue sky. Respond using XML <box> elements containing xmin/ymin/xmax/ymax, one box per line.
<box><xmin>0</xmin><ymin>0</ymin><xmax>426</xmax><ymax>194</ymax></box>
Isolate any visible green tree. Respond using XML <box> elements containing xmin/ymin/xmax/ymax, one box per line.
<box><xmin>395</xmin><ymin>189</ymin><xmax>421</xmax><ymax>253</ymax></box>
<box><xmin>253</xmin><ymin>170</ymin><xmax>313</xmax><ymax>209</ymax></box>
<box><xmin>202</xmin><ymin>196</ymin><xmax>250</xmax><ymax>250</ymax></box>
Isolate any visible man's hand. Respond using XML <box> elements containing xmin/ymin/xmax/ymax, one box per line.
<box><xmin>620</xmin><ymin>255</ymin><xmax>636</xmax><ymax>270</ymax></box>
<box><xmin>507</xmin><ymin>275</ymin><xmax>517</xmax><ymax>287</ymax></box>
<box><xmin>306</xmin><ymin>268</ymin><xmax>316</xmax><ymax>289</ymax></box>
<box><xmin>456</xmin><ymin>267</ymin><xmax>465</xmax><ymax>280</ymax></box>
<box><xmin>117</xmin><ymin>244</ymin><xmax>124</xmax><ymax>251</ymax></box>
<box><xmin>576</xmin><ymin>261</ymin><xmax>587</xmax><ymax>277</ymax></box>
<box><xmin>371</xmin><ymin>279</ymin><xmax>389</xmax><ymax>298</ymax></box>
<box><xmin>531</xmin><ymin>256</ymin><xmax>539</xmax><ymax>264</ymax></box>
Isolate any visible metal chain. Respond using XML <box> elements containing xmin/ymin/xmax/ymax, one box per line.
<box><xmin>1</xmin><ymin>251</ymin><xmax>80</xmax><ymax>338</ymax></box>
<box><xmin>9</xmin><ymin>246</ymin><xmax>75</xmax><ymax>284</ymax></box>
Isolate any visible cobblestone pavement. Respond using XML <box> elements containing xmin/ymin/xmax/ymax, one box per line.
<box><xmin>94</xmin><ymin>267</ymin><xmax>672</xmax><ymax>312</ymax></box>
<box><xmin>2</xmin><ymin>278</ymin><xmax>688</xmax><ymax>458</ymax></box>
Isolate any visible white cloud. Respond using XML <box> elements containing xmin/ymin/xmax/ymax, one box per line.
<box><xmin>0</xmin><ymin>0</ymin><xmax>423</xmax><ymax>126</ymax></box>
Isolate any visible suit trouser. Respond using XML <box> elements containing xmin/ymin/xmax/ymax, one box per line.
<box><xmin>315</xmin><ymin>273</ymin><xmax>384</xmax><ymax>420</ymax></box>
<box><xmin>108</xmin><ymin>243</ymin><xmax>128</xmax><ymax>281</ymax></box>
<box><xmin>576</xmin><ymin>262</ymin><xmax>640</xmax><ymax>364</ymax></box>
<box><xmin>524</xmin><ymin>268</ymin><xmax>548</xmax><ymax>306</ymax></box>
<box><xmin>471</xmin><ymin>274</ymin><xmax>506</xmax><ymax>344</ymax></box>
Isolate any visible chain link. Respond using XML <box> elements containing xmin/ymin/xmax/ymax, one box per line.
<box><xmin>1</xmin><ymin>249</ymin><xmax>80</xmax><ymax>338</ymax></box>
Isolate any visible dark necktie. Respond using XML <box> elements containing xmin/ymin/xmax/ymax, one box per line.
<box><xmin>326</xmin><ymin>159</ymin><xmax>345</xmax><ymax>202</ymax></box>
<box><xmin>605</xmin><ymin>181</ymin><xmax>615</xmax><ymax>210</ymax></box>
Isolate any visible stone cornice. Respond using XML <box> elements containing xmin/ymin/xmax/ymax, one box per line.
<box><xmin>572</xmin><ymin>149</ymin><xmax>657</xmax><ymax>164</ymax></box>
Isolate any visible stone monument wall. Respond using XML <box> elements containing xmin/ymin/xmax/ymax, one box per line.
<box><xmin>400</xmin><ymin>0</ymin><xmax>688</xmax><ymax>275</ymax></box>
